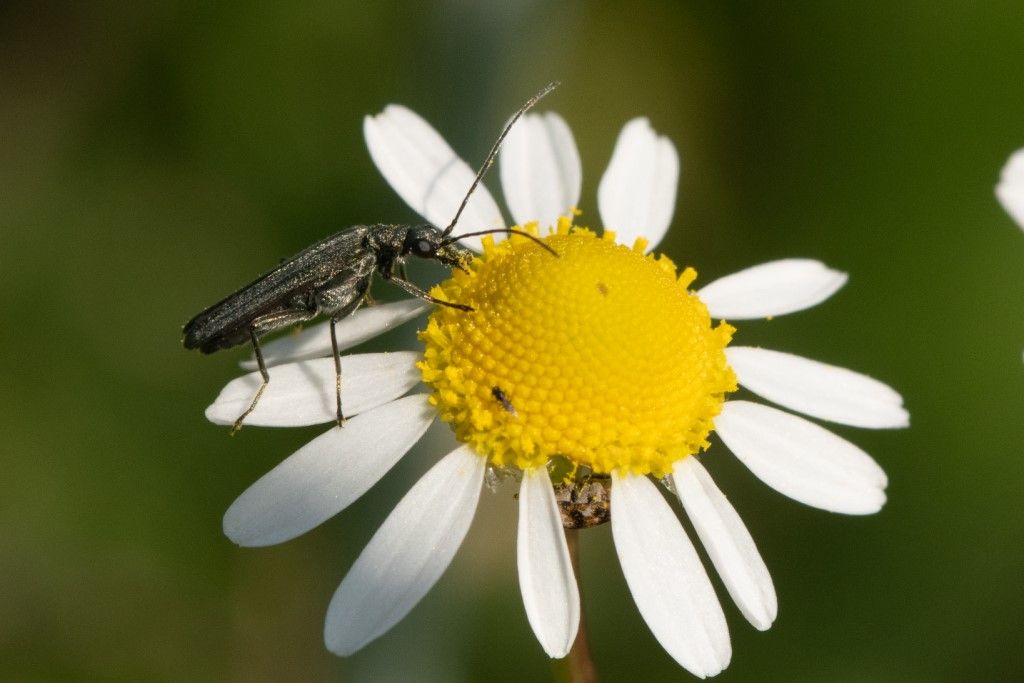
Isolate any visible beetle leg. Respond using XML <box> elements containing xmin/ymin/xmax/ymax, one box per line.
<box><xmin>232</xmin><ymin>329</ymin><xmax>270</xmax><ymax>435</ymax></box>
<box><xmin>232</xmin><ymin>308</ymin><xmax>317</xmax><ymax>433</ymax></box>
<box><xmin>316</xmin><ymin>274</ymin><xmax>374</xmax><ymax>428</ymax></box>
<box><xmin>385</xmin><ymin>273</ymin><xmax>474</xmax><ymax>312</ymax></box>
<box><xmin>318</xmin><ymin>276</ymin><xmax>371</xmax><ymax>429</ymax></box>
<box><xmin>330</xmin><ymin>317</ymin><xmax>344</xmax><ymax>428</ymax></box>
<box><xmin>324</xmin><ymin>291</ymin><xmax>369</xmax><ymax>425</ymax></box>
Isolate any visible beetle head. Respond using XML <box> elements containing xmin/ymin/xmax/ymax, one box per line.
<box><xmin>403</xmin><ymin>225</ymin><xmax>473</xmax><ymax>271</ymax></box>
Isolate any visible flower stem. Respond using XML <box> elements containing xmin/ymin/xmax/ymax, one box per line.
<box><xmin>552</xmin><ymin>529</ymin><xmax>597</xmax><ymax>683</ymax></box>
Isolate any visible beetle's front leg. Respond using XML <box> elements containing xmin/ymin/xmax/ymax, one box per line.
<box><xmin>383</xmin><ymin>269</ymin><xmax>474</xmax><ymax>312</ymax></box>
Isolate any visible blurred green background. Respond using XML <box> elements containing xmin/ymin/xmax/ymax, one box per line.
<box><xmin>2</xmin><ymin>1</ymin><xmax>1022</xmax><ymax>680</ymax></box>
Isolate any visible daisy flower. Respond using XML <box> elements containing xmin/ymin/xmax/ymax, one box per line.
<box><xmin>209</xmin><ymin>101</ymin><xmax>909</xmax><ymax>677</ymax></box>
<box><xmin>995</xmin><ymin>149</ymin><xmax>1024</xmax><ymax>358</ymax></box>
<box><xmin>996</xmin><ymin>148</ymin><xmax>1024</xmax><ymax>230</ymax></box>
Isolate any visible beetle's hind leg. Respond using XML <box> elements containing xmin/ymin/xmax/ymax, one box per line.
<box><xmin>232</xmin><ymin>329</ymin><xmax>270</xmax><ymax>434</ymax></box>
<box><xmin>232</xmin><ymin>308</ymin><xmax>317</xmax><ymax>434</ymax></box>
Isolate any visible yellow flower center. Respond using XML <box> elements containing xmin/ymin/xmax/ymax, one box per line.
<box><xmin>417</xmin><ymin>218</ymin><xmax>737</xmax><ymax>478</ymax></box>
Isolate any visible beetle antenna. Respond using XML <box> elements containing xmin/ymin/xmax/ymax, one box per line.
<box><xmin>441</xmin><ymin>81</ymin><xmax>560</xmax><ymax>237</ymax></box>
<box><xmin>443</xmin><ymin>228</ymin><xmax>559</xmax><ymax>257</ymax></box>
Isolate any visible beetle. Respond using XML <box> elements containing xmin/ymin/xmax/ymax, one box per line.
<box><xmin>554</xmin><ymin>478</ymin><xmax>611</xmax><ymax>529</ymax></box>
<box><xmin>183</xmin><ymin>83</ymin><xmax>559</xmax><ymax>432</ymax></box>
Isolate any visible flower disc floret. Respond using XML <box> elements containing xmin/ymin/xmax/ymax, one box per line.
<box><xmin>418</xmin><ymin>218</ymin><xmax>736</xmax><ymax>477</ymax></box>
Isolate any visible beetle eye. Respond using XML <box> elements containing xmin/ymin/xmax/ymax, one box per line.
<box><xmin>416</xmin><ymin>239</ymin><xmax>433</xmax><ymax>255</ymax></box>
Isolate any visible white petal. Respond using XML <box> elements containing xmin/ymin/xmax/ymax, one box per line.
<box><xmin>500</xmin><ymin>112</ymin><xmax>582</xmax><ymax>229</ymax></box>
<box><xmin>996</xmin><ymin>148</ymin><xmax>1024</xmax><ymax>230</ymax></box>
<box><xmin>610</xmin><ymin>472</ymin><xmax>730</xmax><ymax>678</ymax></box>
<box><xmin>715</xmin><ymin>401</ymin><xmax>888</xmax><ymax>515</ymax></box>
<box><xmin>597</xmin><ymin>118</ymin><xmax>679</xmax><ymax>251</ymax></box>
<box><xmin>206</xmin><ymin>352</ymin><xmax>419</xmax><ymax>427</ymax></box>
<box><xmin>364</xmin><ymin>105</ymin><xmax>504</xmax><ymax>252</ymax></box>
<box><xmin>672</xmin><ymin>458</ymin><xmax>777</xmax><ymax>631</ymax></box>
<box><xmin>699</xmin><ymin>260</ymin><xmax>847</xmax><ymax>320</ymax></box>
<box><xmin>324</xmin><ymin>444</ymin><xmax>485</xmax><ymax>656</ymax></box>
<box><xmin>517</xmin><ymin>469</ymin><xmax>580</xmax><ymax>658</ymax></box>
<box><xmin>239</xmin><ymin>300</ymin><xmax>429</xmax><ymax>370</ymax></box>
<box><xmin>726</xmin><ymin>347</ymin><xmax>909</xmax><ymax>429</ymax></box>
<box><xmin>223</xmin><ymin>394</ymin><xmax>434</xmax><ymax>547</ymax></box>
